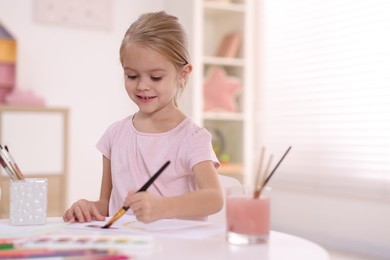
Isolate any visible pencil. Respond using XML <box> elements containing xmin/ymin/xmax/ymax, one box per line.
<box><xmin>101</xmin><ymin>160</ymin><xmax>171</xmax><ymax>229</ymax></box>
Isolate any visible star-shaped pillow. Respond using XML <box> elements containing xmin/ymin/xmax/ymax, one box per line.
<box><xmin>203</xmin><ymin>66</ymin><xmax>241</xmax><ymax>112</ymax></box>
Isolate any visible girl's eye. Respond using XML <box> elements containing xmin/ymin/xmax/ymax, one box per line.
<box><xmin>127</xmin><ymin>75</ymin><xmax>138</xmax><ymax>80</ymax></box>
<box><xmin>151</xmin><ymin>76</ymin><xmax>162</xmax><ymax>81</ymax></box>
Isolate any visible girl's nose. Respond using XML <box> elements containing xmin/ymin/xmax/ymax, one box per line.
<box><xmin>136</xmin><ymin>78</ymin><xmax>150</xmax><ymax>91</ymax></box>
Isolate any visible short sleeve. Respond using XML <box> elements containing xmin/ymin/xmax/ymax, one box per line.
<box><xmin>186</xmin><ymin>128</ymin><xmax>220</xmax><ymax>170</ymax></box>
<box><xmin>96</xmin><ymin>123</ymin><xmax>116</xmax><ymax>160</ymax></box>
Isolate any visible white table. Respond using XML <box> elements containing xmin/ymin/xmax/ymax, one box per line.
<box><xmin>0</xmin><ymin>218</ymin><xmax>329</xmax><ymax>260</ymax></box>
<box><xmin>146</xmin><ymin>231</ymin><xmax>329</xmax><ymax>260</ymax></box>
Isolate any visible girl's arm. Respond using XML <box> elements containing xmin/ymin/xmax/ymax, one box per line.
<box><xmin>96</xmin><ymin>155</ymin><xmax>113</xmax><ymax>215</ymax></box>
<box><xmin>126</xmin><ymin>160</ymin><xmax>223</xmax><ymax>223</ymax></box>
<box><xmin>63</xmin><ymin>155</ymin><xmax>112</xmax><ymax>222</ymax></box>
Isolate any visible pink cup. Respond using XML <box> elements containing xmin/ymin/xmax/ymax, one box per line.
<box><xmin>226</xmin><ymin>186</ymin><xmax>270</xmax><ymax>245</ymax></box>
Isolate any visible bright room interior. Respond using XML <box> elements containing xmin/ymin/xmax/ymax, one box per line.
<box><xmin>0</xmin><ymin>1</ymin><xmax>389</xmax><ymax>259</ymax></box>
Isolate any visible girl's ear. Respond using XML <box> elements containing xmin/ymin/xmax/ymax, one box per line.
<box><xmin>180</xmin><ymin>64</ymin><xmax>193</xmax><ymax>81</ymax></box>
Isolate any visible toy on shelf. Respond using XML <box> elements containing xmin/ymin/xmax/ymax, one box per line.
<box><xmin>203</xmin><ymin>66</ymin><xmax>241</xmax><ymax>112</ymax></box>
<box><xmin>208</xmin><ymin>127</ymin><xmax>230</xmax><ymax>164</ymax></box>
<box><xmin>0</xmin><ymin>22</ymin><xmax>17</xmax><ymax>103</ymax></box>
<box><xmin>5</xmin><ymin>89</ymin><xmax>45</xmax><ymax>106</ymax></box>
<box><xmin>216</xmin><ymin>31</ymin><xmax>242</xmax><ymax>59</ymax></box>
<box><xmin>0</xmin><ymin>22</ymin><xmax>45</xmax><ymax>106</ymax></box>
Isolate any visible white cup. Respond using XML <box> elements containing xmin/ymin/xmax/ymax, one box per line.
<box><xmin>9</xmin><ymin>178</ymin><xmax>48</xmax><ymax>225</ymax></box>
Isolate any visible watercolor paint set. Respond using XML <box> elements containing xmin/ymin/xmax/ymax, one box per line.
<box><xmin>18</xmin><ymin>234</ymin><xmax>154</xmax><ymax>251</ymax></box>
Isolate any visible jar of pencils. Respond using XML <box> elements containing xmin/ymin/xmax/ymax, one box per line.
<box><xmin>9</xmin><ymin>178</ymin><xmax>48</xmax><ymax>226</ymax></box>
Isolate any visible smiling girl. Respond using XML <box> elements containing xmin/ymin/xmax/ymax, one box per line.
<box><xmin>63</xmin><ymin>11</ymin><xmax>223</xmax><ymax>223</ymax></box>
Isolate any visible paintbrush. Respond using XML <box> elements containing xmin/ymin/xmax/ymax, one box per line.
<box><xmin>3</xmin><ymin>145</ymin><xmax>25</xmax><ymax>180</ymax></box>
<box><xmin>0</xmin><ymin>145</ymin><xmax>18</xmax><ymax>181</ymax></box>
<box><xmin>0</xmin><ymin>150</ymin><xmax>17</xmax><ymax>181</ymax></box>
<box><xmin>254</xmin><ymin>154</ymin><xmax>273</xmax><ymax>199</ymax></box>
<box><xmin>253</xmin><ymin>147</ymin><xmax>265</xmax><ymax>198</ymax></box>
<box><xmin>101</xmin><ymin>160</ymin><xmax>171</xmax><ymax>229</ymax></box>
<box><xmin>255</xmin><ymin>146</ymin><xmax>292</xmax><ymax>198</ymax></box>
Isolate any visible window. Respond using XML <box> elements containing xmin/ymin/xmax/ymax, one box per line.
<box><xmin>256</xmin><ymin>0</ymin><xmax>390</xmax><ymax>199</ymax></box>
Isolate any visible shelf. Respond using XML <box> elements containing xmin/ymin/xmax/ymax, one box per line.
<box><xmin>219</xmin><ymin>162</ymin><xmax>242</xmax><ymax>174</ymax></box>
<box><xmin>203</xmin><ymin>111</ymin><xmax>244</xmax><ymax>121</ymax></box>
<box><xmin>0</xmin><ymin>106</ymin><xmax>68</xmax><ymax>218</ymax></box>
<box><xmin>203</xmin><ymin>56</ymin><xmax>245</xmax><ymax>67</ymax></box>
<box><xmin>219</xmin><ymin>163</ymin><xmax>243</xmax><ymax>183</ymax></box>
<box><xmin>204</xmin><ymin>2</ymin><xmax>245</xmax><ymax>13</ymax></box>
<box><xmin>0</xmin><ymin>105</ymin><xmax>67</xmax><ymax>113</ymax></box>
<box><xmin>191</xmin><ymin>0</ymin><xmax>254</xmax><ymax>185</ymax></box>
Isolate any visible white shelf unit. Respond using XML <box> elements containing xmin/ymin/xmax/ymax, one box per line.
<box><xmin>0</xmin><ymin>105</ymin><xmax>69</xmax><ymax>218</ymax></box>
<box><xmin>192</xmin><ymin>0</ymin><xmax>254</xmax><ymax>184</ymax></box>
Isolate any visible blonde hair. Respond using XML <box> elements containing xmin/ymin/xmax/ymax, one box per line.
<box><xmin>119</xmin><ymin>11</ymin><xmax>190</xmax><ymax>105</ymax></box>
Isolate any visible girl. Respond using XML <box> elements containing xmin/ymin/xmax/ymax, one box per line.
<box><xmin>63</xmin><ymin>11</ymin><xmax>223</xmax><ymax>223</ymax></box>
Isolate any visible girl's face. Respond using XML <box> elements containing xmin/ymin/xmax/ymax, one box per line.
<box><xmin>122</xmin><ymin>44</ymin><xmax>180</xmax><ymax>116</ymax></box>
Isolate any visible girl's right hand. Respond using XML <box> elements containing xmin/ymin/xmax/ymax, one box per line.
<box><xmin>63</xmin><ymin>199</ymin><xmax>105</xmax><ymax>223</ymax></box>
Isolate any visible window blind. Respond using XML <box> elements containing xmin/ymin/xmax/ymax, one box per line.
<box><xmin>256</xmin><ymin>0</ymin><xmax>390</xmax><ymax>199</ymax></box>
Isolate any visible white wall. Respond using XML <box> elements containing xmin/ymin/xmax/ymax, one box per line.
<box><xmin>0</xmin><ymin>0</ymin><xmax>167</xmax><ymax>205</ymax></box>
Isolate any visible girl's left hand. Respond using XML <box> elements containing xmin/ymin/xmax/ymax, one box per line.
<box><xmin>125</xmin><ymin>190</ymin><xmax>164</xmax><ymax>223</ymax></box>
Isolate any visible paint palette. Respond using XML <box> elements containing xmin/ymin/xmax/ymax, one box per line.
<box><xmin>19</xmin><ymin>234</ymin><xmax>154</xmax><ymax>251</ymax></box>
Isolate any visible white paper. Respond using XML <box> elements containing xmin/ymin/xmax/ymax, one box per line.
<box><xmin>66</xmin><ymin>215</ymin><xmax>225</xmax><ymax>239</ymax></box>
<box><xmin>0</xmin><ymin>220</ymin><xmax>66</xmax><ymax>238</ymax></box>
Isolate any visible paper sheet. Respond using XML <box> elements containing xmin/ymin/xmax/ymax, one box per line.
<box><xmin>0</xmin><ymin>219</ymin><xmax>66</xmax><ymax>238</ymax></box>
<box><xmin>66</xmin><ymin>215</ymin><xmax>225</xmax><ymax>239</ymax></box>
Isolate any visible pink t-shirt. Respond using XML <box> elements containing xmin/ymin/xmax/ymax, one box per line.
<box><xmin>96</xmin><ymin>115</ymin><xmax>220</xmax><ymax>218</ymax></box>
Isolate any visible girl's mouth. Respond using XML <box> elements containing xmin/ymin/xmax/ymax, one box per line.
<box><xmin>137</xmin><ymin>95</ymin><xmax>156</xmax><ymax>99</ymax></box>
<box><xmin>137</xmin><ymin>95</ymin><xmax>156</xmax><ymax>102</ymax></box>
